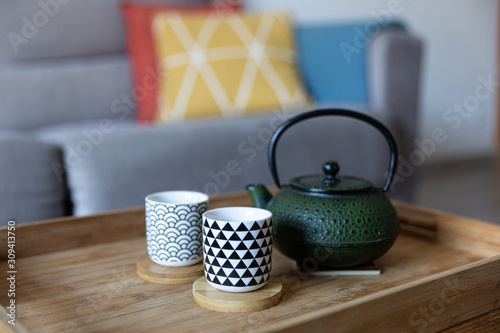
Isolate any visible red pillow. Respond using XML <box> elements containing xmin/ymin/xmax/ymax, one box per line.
<box><xmin>121</xmin><ymin>2</ymin><xmax>241</xmax><ymax>123</ymax></box>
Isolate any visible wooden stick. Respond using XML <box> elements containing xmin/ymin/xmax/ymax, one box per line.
<box><xmin>398</xmin><ymin>210</ymin><xmax>438</xmax><ymax>231</ymax></box>
<box><xmin>397</xmin><ymin>206</ymin><xmax>438</xmax><ymax>237</ymax></box>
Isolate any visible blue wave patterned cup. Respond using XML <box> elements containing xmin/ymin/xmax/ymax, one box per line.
<box><xmin>146</xmin><ymin>191</ymin><xmax>209</xmax><ymax>267</ymax></box>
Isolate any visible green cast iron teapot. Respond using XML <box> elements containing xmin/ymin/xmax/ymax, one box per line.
<box><xmin>246</xmin><ymin>109</ymin><xmax>400</xmax><ymax>268</ymax></box>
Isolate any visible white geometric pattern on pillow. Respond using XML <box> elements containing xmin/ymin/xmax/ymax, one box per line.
<box><xmin>152</xmin><ymin>12</ymin><xmax>307</xmax><ymax>122</ymax></box>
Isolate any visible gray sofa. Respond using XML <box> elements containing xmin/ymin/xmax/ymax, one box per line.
<box><xmin>0</xmin><ymin>0</ymin><xmax>422</xmax><ymax>224</ymax></box>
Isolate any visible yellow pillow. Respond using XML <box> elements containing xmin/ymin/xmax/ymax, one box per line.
<box><xmin>151</xmin><ymin>11</ymin><xmax>307</xmax><ymax>122</ymax></box>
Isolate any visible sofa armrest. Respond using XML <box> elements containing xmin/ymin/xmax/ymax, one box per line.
<box><xmin>0</xmin><ymin>138</ymin><xmax>71</xmax><ymax>224</ymax></box>
<box><xmin>367</xmin><ymin>29</ymin><xmax>423</xmax><ymax>201</ymax></box>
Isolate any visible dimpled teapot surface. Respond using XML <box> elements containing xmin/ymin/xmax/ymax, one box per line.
<box><xmin>246</xmin><ymin>109</ymin><xmax>401</xmax><ymax>268</ymax></box>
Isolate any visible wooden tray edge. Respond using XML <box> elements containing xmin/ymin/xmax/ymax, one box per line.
<box><xmin>256</xmin><ymin>254</ymin><xmax>500</xmax><ymax>332</ymax></box>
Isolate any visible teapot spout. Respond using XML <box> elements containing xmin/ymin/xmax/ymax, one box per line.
<box><xmin>245</xmin><ymin>183</ymin><xmax>273</xmax><ymax>209</ymax></box>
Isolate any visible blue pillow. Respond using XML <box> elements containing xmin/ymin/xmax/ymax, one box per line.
<box><xmin>296</xmin><ymin>22</ymin><xmax>401</xmax><ymax>104</ymax></box>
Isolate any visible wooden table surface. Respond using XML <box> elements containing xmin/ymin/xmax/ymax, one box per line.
<box><xmin>0</xmin><ymin>191</ymin><xmax>499</xmax><ymax>332</ymax></box>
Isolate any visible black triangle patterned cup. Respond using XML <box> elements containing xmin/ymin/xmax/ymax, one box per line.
<box><xmin>202</xmin><ymin>207</ymin><xmax>273</xmax><ymax>293</ymax></box>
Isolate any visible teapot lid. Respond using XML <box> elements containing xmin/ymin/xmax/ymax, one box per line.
<box><xmin>290</xmin><ymin>161</ymin><xmax>373</xmax><ymax>194</ymax></box>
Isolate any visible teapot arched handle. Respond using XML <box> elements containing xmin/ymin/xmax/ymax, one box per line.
<box><xmin>268</xmin><ymin>109</ymin><xmax>399</xmax><ymax>193</ymax></box>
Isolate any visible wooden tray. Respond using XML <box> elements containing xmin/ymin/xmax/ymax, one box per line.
<box><xmin>0</xmin><ymin>191</ymin><xmax>499</xmax><ymax>332</ymax></box>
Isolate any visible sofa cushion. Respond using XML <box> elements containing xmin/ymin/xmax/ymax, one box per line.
<box><xmin>0</xmin><ymin>0</ymin><xmax>205</xmax><ymax>61</ymax></box>
<box><xmin>151</xmin><ymin>11</ymin><xmax>308</xmax><ymax>123</ymax></box>
<box><xmin>121</xmin><ymin>1</ymin><xmax>241</xmax><ymax>123</ymax></box>
<box><xmin>0</xmin><ymin>138</ymin><xmax>70</xmax><ymax>224</ymax></box>
<box><xmin>35</xmin><ymin>107</ymin><xmax>400</xmax><ymax>216</ymax></box>
<box><xmin>296</xmin><ymin>22</ymin><xmax>379</xmax><ymax>104</ymax></box>
<box><xmin>0</xmin><ymin>54</ymin><xmax>134</xmax><ymax>130</ymax></box>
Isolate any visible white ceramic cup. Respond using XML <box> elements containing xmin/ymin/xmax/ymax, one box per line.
<box><xmin>145</xmin><ymin>191</ymin><xmax>209</xmax><ymax>267</ymax></box>
<box><xmin>202</xmin><ymin>207</ymin><xmax>273</xmax><ymax>293</ymax></box>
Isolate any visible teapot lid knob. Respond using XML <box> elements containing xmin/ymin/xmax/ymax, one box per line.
<box><xmin>323</xmin><ymin>160</ymin><xmax>339</xmax><ymax>185</ymax></box>
<box><xmin>290</xmin><ymin>159</ymin><xmax>373</xmax><ymax>194</ymax></box>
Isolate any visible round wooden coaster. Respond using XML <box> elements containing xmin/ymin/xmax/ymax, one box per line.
<box><xmin>136</xmin><ymin>255</ymin><xmax>204</xmax><ymax>284</ymax></box>
<box><xmin>192</xmin><ymin>277</ymin><xmax>283</xmax><ymax>313</ymax></box>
